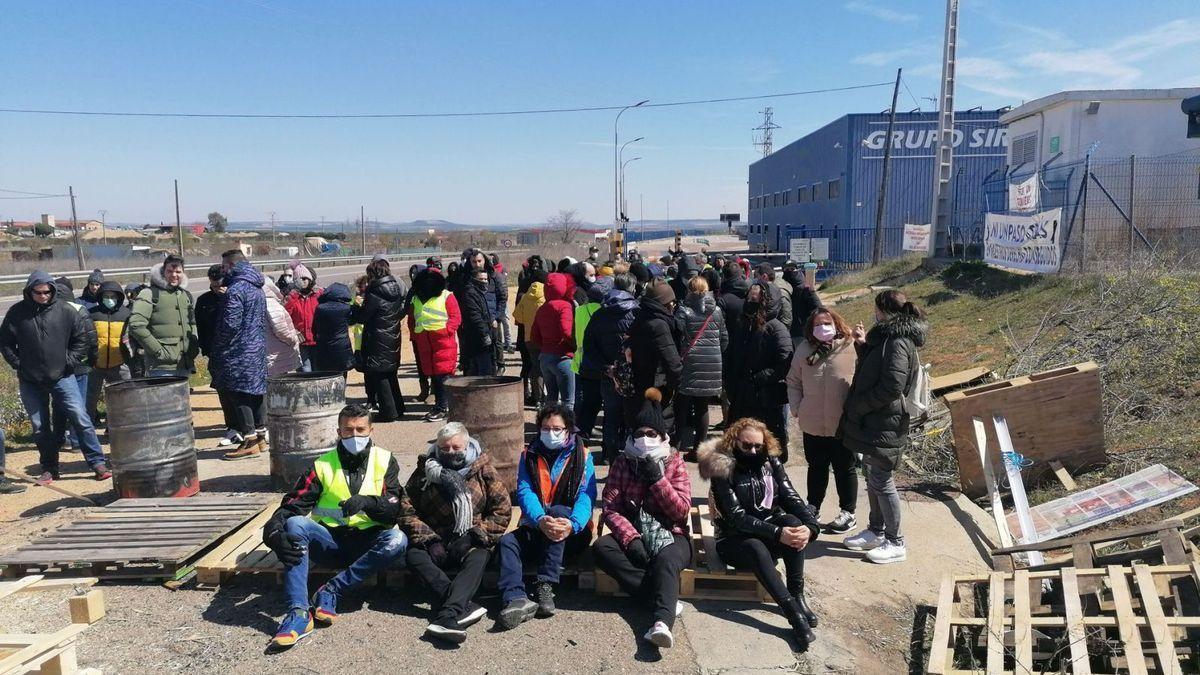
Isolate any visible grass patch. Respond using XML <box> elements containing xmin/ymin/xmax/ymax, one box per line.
<box><xmin>819</xmin><ymin>255</ymin><xmax>926</xmax><ymax>295</ymax></box>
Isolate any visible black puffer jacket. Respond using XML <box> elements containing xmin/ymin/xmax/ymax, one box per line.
<box><xmin>0</xmin><ymin>271</ymin><xmax>94</xmax><ymax>386</ymax></box>
<box><xmin>838</xmin><ymin>313</ymin><xmax>927</xmax><ymax>470</ymax></box>
<box><xmin>627</xmin><ymin>294</ymin><xmax>683</xmax><ymax>394</ymax></box>
<box><xmin>675</xmin><ymin>292</ymin><xmax>727</xmax><ymax>397</ymax></box>
<box><xmin>726</xmin><ymin>282</ymin><xmax>793</xmax><ymax>411</ymax></box>
<box><xmin>698</xmin><ymin>437</ymin><xmax>818</xmax><ymax>542</ymax></box>
<box><xmin>790</xmin><ymin>284</ymin><xmax>822</xmax><ymax>337</ymax></box>
<box><xmin>352</xmin><ymin>274</ymin><xmax>406</xmax><ymax>372</ymax></box>
<box><xmin>458</xmin><ymin>277</ymin><xmax>493</xmax><ymax>357</ymax></box>
<box><xmin>718</xmin><ymin>273</ymin><xmax>751</xmax><ymax>379</ymax></box>
<box><xmin>312</xmin><ymin>283</ymin><xmax>355</xmax><ymax>372</ymax></box>
<box><xmin>581</xmin><ymin>288</ymin><xmax>638</xmax><ymax>375</ymax></box>
<box><xmin>56</xmin><ymin>279</ymin><xmax>97</xmax><ymax>376</ymax></box>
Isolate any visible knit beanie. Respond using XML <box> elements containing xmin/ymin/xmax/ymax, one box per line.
<box><xmin>632</xmin><ymin>388</ymin><xmax>667</xmax><ymax>437</ymax></box>
<box><xmin>646</xmin><ymin>278</ymin><xmax>676</xmax><ymax>307</ymax></box>
<box><xmin>294</xmin><ymin>264</ymin><xmax>314</xmax><ymax>282</ymax></box>
<box><xmin>87</xmin><ymin>268</ymin><xmax>104</xmax><ymax>285</ymax></box>
<box><xmin>55</xmin><ymin>276</ymin><xmax>74</xmax><ymax>293</ymax></box>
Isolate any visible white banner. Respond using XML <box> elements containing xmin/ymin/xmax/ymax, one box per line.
<box><xmin>984</xmin><ymin>208</ymin><xmax>1063</xmax><ymax>274</ymax></box>
<box><xmin>1008</xmin><ymin>174</ymin><xmax>1039</xmax><ymax>212</ymax></box>
<box><xmin>788</xmin><ymin>237</ymin><xmax>810</xmax><ymax>262</ymax></box>
<box><xmin>902</xmin><ymin>223</ymin><xmax>931</xmax><ymax>252</ymax></box>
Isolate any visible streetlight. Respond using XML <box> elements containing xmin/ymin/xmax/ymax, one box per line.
<box><xmin>620</xmin><ymin>157</ymin><xmax>642</xmax><ymax>221</ymax></box>
<box><xmin>614</xmin><ymin>100</ymin><xmax>649</xmax><ymax>230</ymax></box>
<box><xmin>98</xmin><ymin>209</ymin><xmax>107</xmax><ymax>246</ymax></box>
<box><xmin>619</xmin><ymin>136</ymin><xmax>644</xmax><ymax>218</ymax></box>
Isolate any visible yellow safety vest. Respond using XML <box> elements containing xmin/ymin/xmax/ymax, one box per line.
<box><xmin>310</xmin><ymin>445</ymin><xmax>391</xmax><ymax>529</ymax></box>
<box><xmin>412</xmin><ymin>291</ymin><xmax>450</xmax><ymax>333</ymax></box>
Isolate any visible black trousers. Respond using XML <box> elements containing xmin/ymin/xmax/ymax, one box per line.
<box><xmin>462</xmin><ymin>350</ymin><xmax>495</xmax><ymax>376</ymax></box>
<box><xmin>592</xmin><ymin>533</ymin><xmax>692</xmax><ymax>628</ymax></box>
<box><xmin>575</xmin><ymin>375</ymin><xmax>603</xmax><ymax>441</ymax></box>
<box><xmin>674</xmin><ymin>393</ymin><xmax>712</xmax><ymax>454</ymax></box>
<box><xmin>363</xmin><ymin>370</ymin><xmax>404</xmax><ymax>422</ymax></box>
<box><xmin>715</xmin><ymin>514</ymin><xmax>806</xmax><ymax>606</ymax></box>
<box><xmin>405</xmin><ymin>546</ymin><xmax>490</xmax><ymax>624</ymax></box>
<box><xmin>219</xmin><ymin>390</ymin><xmax>264</xmax><ymax>436</ymax></box>
<box><xmin>803</xmin><ymin>432</ymin><xmax>858</xmax><ymax>513</ymax></box>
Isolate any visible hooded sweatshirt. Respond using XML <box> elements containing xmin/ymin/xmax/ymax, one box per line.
<box><xmin>88</xmin><ymin>281</ymin><xmax>132</xmax><ymax>369</ymax></box>
<box><xmin>529</xmin><ymin>272</ymin><xmax>576</xmax><ymax>357</ymax></box>
<box><xmin>581</xmin><ymin>286</ymin><xmax>638</xmax><ymax>376</ymax></box>
<box><xmin>0</xmin><ymin>271</ymin><xmax>93</xmax><ymax>385</ymax></box>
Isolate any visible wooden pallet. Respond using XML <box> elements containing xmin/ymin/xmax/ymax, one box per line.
<box><xmin>594</xmin><ymin>498</ymin><xmax>771</xmax><ymax>603</ymax></box>
<box><xmin>927</xmin><ymin>563</ymin><xmax>1200</xmax><ymax>674</ymax></box>
<box><xmin>0</xmin><ymin>497</ymin><xmax>269</xmax><ymax>580</ymax></box>
<box><xmin>930</xmin><ymin>366</ymin><xmax>994</xmax><ymax>397</ymax></box>
<box><xmin>0</xmin><ymin>575</ymin><xmax>104</xmax><ymax>675</ymax></box>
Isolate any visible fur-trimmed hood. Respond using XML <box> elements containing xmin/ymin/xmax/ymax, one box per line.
<box><xmin>149</xmin><ymin>262</ymin><xmax>190</xmax><ymax>290</ymax></box>
<box><xmin>867</xmin><ymin>313</ymin><xmax>928</xmax><ymax>348</ymax></box>
<box><xmin>697</xmin><ymin>437</ymin><xmax>734</xmax><ymax>480</ymax></box>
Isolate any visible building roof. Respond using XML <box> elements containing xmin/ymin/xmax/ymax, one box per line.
<box><xmin>1001</xmin><ymin>87</ymin><xmax>1200</xmax><ymax>124</ymax></box>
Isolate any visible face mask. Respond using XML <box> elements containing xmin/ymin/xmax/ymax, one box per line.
<box><xmin>632</xmin><ymin>435</ymin><xmax>665</xmax><ymax>456</ymax></box>
<box><xmin>540</xmin><ymin>429</ymin><xmax>568</xmax><ymax>449</ymax></box>
<box><xmin>282</xmin><ymin>275</ymin><xmax>293</xmax><ymax>283</ymax></box>
<box><xmin>440</xmin><ymin>450</ymin><xmax>467</xmax><ymax>470</ymax></box>
<box><xmin>745</xmin><ymin>301</ymin><xmax>761</xmax><ymax>314</ymax></box>
<box><xmin>735</xmin><ymin>442</ymin><xmax>767</xmax><ymax>466</ymax></box>
<box><xmin>814</xmin><ymin>324</ymin><xmax>837</xmax><ymax>342</ymax></box>
<box><xmin>585</xmin><ymin>275</ymin><xmax>596</xmax><ymax>284</ymax></box>
<box><xmin>101</xmin><ymin>297</ymin><xmax>118</xmax><ymax>310</ymax></box>
<box><xmin>340</xmin><ymin>435</ymin><xmax>371</xmax><ymax>455</ymax></box>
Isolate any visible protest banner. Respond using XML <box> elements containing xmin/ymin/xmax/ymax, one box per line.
<box><xmin>902</xmin><ymin>223</ymin><xmax>931</xmax><ymax>252</ymax></box>
<box><xmin>1008</xmin><ymin>174</ymin><xmax>1039</xmax><ymax>212</ymax></box>
<box><xmin>984</xmin><ymin>208</ymin><xmax>1063</xmax><ymax>274</ymax></box>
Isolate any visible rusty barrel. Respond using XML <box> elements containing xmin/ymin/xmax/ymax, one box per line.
<box><xmin>267</xmin><ymin>372</ymin><xmax>346</xmax><ymax>491</ymax></box>
<box><xmin>445</xmin><ymin>375</ymin><xmax>523</xmax><ymax>492</ymax></box>
<box><xmin>105</xmin><ymin>376</ymin><xmax>199</xmax><ymax>498</ymax></box>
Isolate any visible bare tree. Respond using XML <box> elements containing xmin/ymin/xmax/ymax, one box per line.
<box><xmin>546</xmin><ymin>209</ymin><xmax>583</xmax><ymax>245</ymax></box>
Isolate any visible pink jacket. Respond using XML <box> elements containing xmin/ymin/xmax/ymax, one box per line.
<box><xmin>601</xmin><ymin>452</ymin><xmax>691</xmax><ymax>549</ymax></box>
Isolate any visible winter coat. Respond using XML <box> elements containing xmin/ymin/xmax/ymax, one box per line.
<box><xmin>529</xmin><ymin>273</ymin><xmax>576</xmax><ymax>357</ymax></box>
<box><xmin>718</xmin><ymin>274</ymin><xmax>751</xmax><ymax>381</ymax></box>
<box><xmin>398</xmin><ymin>451</ymin><xmax>513</xmax><ymax>548</ymax></box>
<box><xmin>697</xmin><ymin>437</ymin><xmax>819</xmax><ymax>542</ymax></box>
<box><xmin>407</xmin><ymin>269</ymin><xmax>461</xmax><ymax>377</ymax></box>
<box><xmin>457</xmin><ymin>278</ymin><xmax>493</xmax><ymax>358</ymax></box>
<box><xmin>512</xmin><ymin>281</ymin><xmax>545</xmax><ymax>328</ymax></box>
<box><xmin>284</xmin><ymin>286</ymin><xmax>322</xmax><ymax>347</ymax></box>
<box><xmin>311</xmin><ymin>283</ymin><xmax>355</xmax><ymax>373</ymax></box>
<box><xmin>769</xmin><ymin>277</ymin><xmax>793</xmax><ymax>331</ymax></box>
<box><xmin>601</xmin><ymin>452</ymin><xmax>691</xmax><ymax>549</ymax></box>
<box><xmin>838</xmin><ymin>314</ymin><xmax>928</xmax><ymax>470</ymax></box>
<box><xmin>628</xmin><ymin>293</ymin><xmax>683</xmax><ymax>394</ymax></box>
<box><xmin>56</xmin><ymin>283</ymin><xmax>97</xmax><ymax>376</ymax></box>
<box><xmin>515</xmin><ymin>433</ymin><xmax>597</xmax><ymax>533</ymax></box>
<box><xmin>581</xmin><ymin>288</ymin><xmax>638</xmax><ymax>376</ymax></box>
<box><xmin>88</xmin><ymin>281</ymin><xmax>131</xmax><ymax>370</ymax></box>
<box><xmin>787</xmin><ymin>337</ymin><xmax>856</xmax><ymax>438</ymax></box>
<box><xmin>571</xmin><ymin>278</ymin><xmax>610</xmax><ymax>377</ymax></box>
<box><xmin>351</xmin><ymin>274</ymin><xmax>406</xmax><ymax>373</ymax></box>
<box><xmin>727</xmin><ymin>282</ymin><xmax>793</xmax><ymax>411</ymax></box>
<box><xmin>210</xmin><ymin>261</ymin><xmax>268</xmax><ymax>395</ymax></box>
<box><xmin>195</xmin><ymin>289</ymin><xmax>222</xmax><ymax>358</ymax></box>
<box><xmin>127</xmin><ymin>263</ymin><xmax>198</xmax><ymax>373</ymax></box>
<box><xmin>492</xmin><ymin>266</ymin><xmax>509</xmax><ymax>320</ymax></box>
<box><xmin>0</xmin><ymin>271</ymin><xmax>93</xmax><ymax>386</ymax></box>
<box><xmin>675</xmin><ymin>292</ymin><xmax>727</xmax><ymax>397</ymax></box>
<box><xmin>790</xmin><ymin>284</ymin><xmax>822</xmax><ymax>337</ymax></box>
<box><xmin>264</xmin><ymin>284</ymin><xmax>302</xmax><ymax>376</ymax></box>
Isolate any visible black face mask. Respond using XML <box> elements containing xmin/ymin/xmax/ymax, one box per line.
<box><xmin>782</xmin><ymin>269</ymin><xmax>800</xmax><ymax>284</ymax></box>
<box><xmin>734</xmin><ymin>446</ymin><xmax>767</xmax><ymax>467</ymax></box>
<box><xmin>744</xmin><ymin>301</ymin><xmax>761</xmax><ymax>315</ymax></box>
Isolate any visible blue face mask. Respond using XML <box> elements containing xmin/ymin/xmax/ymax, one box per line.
<box><xmin>340</xmin><ymin>436</ymin><xmax>371</xmax><ymax>455</ymax></box>
<box><xmin>101</xmin><ymin>297</ymin><xmax>118</xmax><ymax>310</ymax></box>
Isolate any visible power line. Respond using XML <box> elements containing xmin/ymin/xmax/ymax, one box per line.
<box><xmin>0</xmin><ymin>194</ymin><xmax>66</xmax><ymax>199</ymax></box>
<box><xmin>0</xmin><ymin>82</ymin><xmax>893</xmax><ymax>120</ymax></box>
<box><xmin>900</xmin><ymin>77</ymin><xmax>923</xmax><ymax>112</ymax></box>
<box><xmin>0</xmin><ymin>188</ymin><xmax>66</xmax><ymax>197</ymax></box>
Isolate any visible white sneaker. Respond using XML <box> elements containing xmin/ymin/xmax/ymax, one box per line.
<box><xmin>217</xmin><ymin>430</ymin><xmax>243</xmax><ymax>447</ymax></box>
<box><xmin>644</xmin><ymin>621</ymin><xmax>674</xmax><ymax>648</ymax></box>
<box><xmin>866</xmin><ymin>540</ymin><xmax>908</xmax><ymax>564</ymax></box>
<box><xmin>843</xmin><ymin>529</ymin><xmax>883</xmax><ymax>551</ymax></box>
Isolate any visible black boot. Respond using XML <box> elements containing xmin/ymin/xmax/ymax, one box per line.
<box><xmin>781</xmin><ymin>597</ymin><xmax>816</xmax><ymax>648</ymax></box>
<box><xmin>791</xmin><ymin>580</ymin><xmax>819</xmax><ymax>627</ymax></box>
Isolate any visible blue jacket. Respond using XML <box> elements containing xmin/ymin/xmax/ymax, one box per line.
<box><xmin>210</xmin><ymin>261</ymin><xmax>268</xmax><ymax>395</ymax></box>
<box><xmin>515</xmin><ymin>435</ymin><xmax>596</xmax><ymax>534</ymax></box>
<box><xmin>312</xmin><ymin>283</ymin><xmax>355</xmax><ymax>372</ymax></box>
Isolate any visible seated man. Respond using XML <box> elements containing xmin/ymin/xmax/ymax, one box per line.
<box><xmin>262</xmin><ymin>403</ymin><xmax>407</xmax><ymax>650</ymax></box>
<box><xmin>399</xmin><ymin>421</ymin><xmax>512</xmax><ymax>643</ymax></box>
<box><xmin>497</xmin><ymin>404</ymin><xmax>596</xmax><ymax>629</ymax></box>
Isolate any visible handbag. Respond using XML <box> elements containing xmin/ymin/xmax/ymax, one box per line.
<box><xmin>606</xmin><ymin>347</ymin><xmax>637</xmax><ymax>397</ymax></box>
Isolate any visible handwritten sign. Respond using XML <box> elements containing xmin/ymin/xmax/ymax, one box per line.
<box><xmin>1008</xmin><ymin>174</ymin><xmax>1039</xmax><ymax>212</ymax></box>
<box><xmin>984</xmin><ymin>208</ymin><xmax>1063</xmax><ymax>274</ymax></box>
<box><xmin>902</xmin><ymin>223</ymin><xmax>931</xmax><ymax>252</ymax></box>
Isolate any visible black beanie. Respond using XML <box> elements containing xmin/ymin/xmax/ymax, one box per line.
<box><xmin>632</xmin><ymin>388</ymin><xmax>667</xmax><ymax>437</ymax></box>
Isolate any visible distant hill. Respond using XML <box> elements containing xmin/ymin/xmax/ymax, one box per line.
<box><xmin>220</xmin><ymin>218</ymin><xmax>725</xmax><ymax>233</ymax></box>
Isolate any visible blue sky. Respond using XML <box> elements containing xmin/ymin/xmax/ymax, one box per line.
<box><xmin>1</xmin><ymin>0</ymin><xmax>1197</xmax><ymax>226</ymax></box>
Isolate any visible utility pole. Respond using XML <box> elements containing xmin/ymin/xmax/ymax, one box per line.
<box><xmin>360</xmin><ymin>205</ymin><xmax>366</xmax><ymax>253</ymax></box>
<box><xmin>927</xmin><ymin>0</ymin><xmax>960</xmax><ymax>257</ymax></box>
<box><xmin>873</xmin><ymin>68</ymin><xmax>903</xmax><ymax>266</ymax></box>
<box><xmin>69</xmin><ymin>186</ymin><xmax>86</xmax><ymax>270</ymax></box>
<box><xmin>269</xmin><ymin>211</ymin><xmax>277</xmax><ymax>249</ymax></box>
<box><xmin>98</xmin><ymin>209</ymin><xmax>107</xmax><ymax>246</ymax></box>
<box><xmin>174</xmin><ymin>180</ymin><xmax>184</xmax><ymax>256</ymax></box>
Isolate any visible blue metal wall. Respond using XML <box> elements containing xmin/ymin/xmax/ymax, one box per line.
<box><xmin>748</xmin><ymin>110</ymin><xmax>1007</xmax><ymax>264</ymax></box>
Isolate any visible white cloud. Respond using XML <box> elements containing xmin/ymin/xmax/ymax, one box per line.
<box><xmin>957</xmin><ymin>56</ymin><xmax>1020</xmax><ymax>81</ymax></box>
<box><xmin>1019</xmin><ymin>50</ymin><xmax>1141</xmax><ymax>86</ymax></box>
<box><xmin>852</xmin><ymin>46</ymin><xmax>923</xmax><ymax>67</ymax></box>
<box><xmin>1111</xmin><ymin>18</ymin><xmax>1200</xmax><ymax>61</ymax></box>
<box><xmin>843</xmin><ymin>1</ymin><xmax>917</xmax><ymax>25</ymax></box>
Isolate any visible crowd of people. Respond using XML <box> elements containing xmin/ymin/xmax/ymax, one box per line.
<box><xmin>0</xmin><ymin>245</ymin><xmax>930</xmax><ymax>653</ymax></box>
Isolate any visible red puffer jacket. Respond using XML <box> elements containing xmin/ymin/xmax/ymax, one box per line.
<box><xmin>407</xmin><ymin>269</ymin><xmax>461</xmax><ymax>377</ymax></box>
<box><xmin>530</xmin><ymin>272</ymin><xmax>576</xmax><ymax>357</ymax></box>
<box><xmin>285</xmin><ymin>288</ymin><xmax>322</xmax><ymax>346</ymax></box>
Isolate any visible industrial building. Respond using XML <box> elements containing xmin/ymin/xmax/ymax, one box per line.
<box><xmin>746</xmin><ymin>110</ymin><xmax>1008</xmax><ymax>264</ymax></box>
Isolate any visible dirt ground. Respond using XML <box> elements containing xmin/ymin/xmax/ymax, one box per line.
<box><xmin>0</xmin><ymin>280</ymin><xmax>996</xmax><ymax>674</ymax></box>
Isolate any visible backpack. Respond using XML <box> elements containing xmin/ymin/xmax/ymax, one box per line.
<box><xmin>903</xmin><ymin>349</ymin><xmax>932</xmax><ymax>427</ymax></box>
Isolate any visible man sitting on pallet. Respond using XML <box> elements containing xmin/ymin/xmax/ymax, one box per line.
<box><xmin>262</xmin><ymin>403</ymin><xmax>407</xmax><ymax>650</ymax></box>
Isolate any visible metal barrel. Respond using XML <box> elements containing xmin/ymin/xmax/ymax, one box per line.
<box><xmin>445</xmin><ymin>375</ymin><xmax>524</xmax><ymax>492</ymax></box>
<box><xmin>267</xmin><ymin>372</ymin><xmax>346</xmax><ymax>491</ymax></box>
<box><xmin>105</xmin><ymin>376</ymin><xmax>199</xmax><ymax>498</ymax></box>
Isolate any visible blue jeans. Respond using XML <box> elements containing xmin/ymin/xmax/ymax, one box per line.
<box><xmin>298</xmin><ymin>346</ymin><xmax>314</xmax><ymax>373</ymax></box>
<box><xmin>600</xmin><ymin>378</ymin><xmax>625</xmax><ymax>460</ymax></box>
<box><xmin>21</xmin><ymin>375</ymin><xmax>106</xmax><ymax>474</ymax></box>
<box><xmin>282</xmin><ymin>516</ymin><xmax>408</xmax><ymax>611</ymax></box>
<box><xmin>497</xmin><ymin>505</ymin><xmax>589</xmax><ymax>603</ymax></box>
<box><xmin>538</xmin><ymin>353</ymin><xmax>575</xmax><ymax>411</ymax></box>
<box><xmin>52</xmin><ymin>373</ymin><xmax>89</xmax><ymax>449</ymax></box>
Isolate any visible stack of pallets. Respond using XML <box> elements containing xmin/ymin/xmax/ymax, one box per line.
<box><xmin>0</xmin><ymin>575</ymin><xmax>104</xmax><ymax>675</ymax></box>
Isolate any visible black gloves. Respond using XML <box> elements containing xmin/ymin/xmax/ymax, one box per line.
<box><xmin>339</xmin><ymin>496</ymin><xmax>374</xmax><ymax>517</ymax></box>
<box><xmin>426</xmin><ymin>541</ymin><xmax>448</xmax><ymax>566</ymax></box>
<box><xmin>445</xmin><ymin>534</ymin><xmax>474</xmax><ymax>565</ymax></box>
<box><xmin>625</xmin><ymin>537</ymin><xmax>651</xmax><ymax>567</ymax></box>
<box><xmin>641</xmin><ymin>458</ymin><xmax>664</xmax><ymax>483</ymax></box>
<box><xmin>267</xmin><ymin>531</ymin><xmax>306</xmax><ymax>567</ymax></box>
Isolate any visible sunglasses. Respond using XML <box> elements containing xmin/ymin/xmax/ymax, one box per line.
<box><xmin>737</xmin><ymin>441</ymin><xmax>764</xmax><ymax>452</ymax></box>
<box><xmin>632</xmin><ymin>429</ymin><xmax>660</xmax><ymax>439</ymax></box>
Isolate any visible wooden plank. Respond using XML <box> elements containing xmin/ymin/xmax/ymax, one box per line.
<box><xmin>106</xmin><ymin>497</ymin><xmax>265</xmax><ymax>507</ymax></box>
<box><xmin>695</xmin><ymin>502</ymin><xmax>726</xmax><ymax>574</ymax></box>
<box><xmin>0</xmin><ymin>575</ymin><xmax>45</xmax><ymax>601</ymax></box>
<box><xmin>0</xmin><ymin>624</ymin><xmax>88</xmax><ymax>674</ymax></box>
<box><xmin>974</xmin><ymin>417</ymin><xmax>1013</xmax><ymax>550</ymax></box>
<box><xmin>1049</xmin><ymin>460</ymin><xmax>1077</xmax><ymax>490</ymax></box>
<box><xmin>992</xmin><ymin>520</ymin><xmax>1186</xmax><ymax>556</ymax></box>
<box><xmin>1132</xmin><ymin>564</ymin><xmax>1183</xmax><ymax>675</ymax></box>
<box><xmin>192</xmin><ymin>506</ymin><xmax>273</xmax><ymax>572</ymax></box>
<box><xmin>927</xmin><ymin>577</ymin><xmax>956</xmax><ymax>675</ymax></box>
<box><xmin>985</xmin><ymin>572</ymin><xmax>1005</xmax><ymax>674</ymax></box>
<box><xmin>0</xmin><ymin>546</ymin><xmax>196</xmax><ymax>563</ymax></box>
<box><xmin>1106</xmin><ymin>565</ymin><xmax>1147</xmax><ymax>675</ymax></box>
<box><xmin>1012</xmin><ymin>569</ymin><xmax>1033</xmax><ymax>673</ymax></box>
<box><xmin>1059</xmin><ymin>568</ymin><xmax>1093</xmax><ymax>675</ymax></box>
<box><xmin>930</xmin><ymin>366</ymin><xmax>992</xmax><ymax>396</ymax></box>
<box><xmin>20</xmin><ymin>578</ymin><xmax>98</xmax><ymax>593</ymax></box>
<box><xmin>68</xmin><ymin>589</ymin><xmax>106</xmax><ymax>625</ymax></box>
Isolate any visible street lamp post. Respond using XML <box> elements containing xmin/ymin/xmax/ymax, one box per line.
<box><xmin>620</xmin><ymin>157</ymin><xmax>642</xmax><ymax>222</ymax></box>
<box><xmin>614</xmin><ymin>100</ymin><xmax>649</xmax><ymax>233</ymax></box>
<box><xmin>619</xmin><ymin>137</ymin><xmax>644</xmax><ymax>218</ymax></box>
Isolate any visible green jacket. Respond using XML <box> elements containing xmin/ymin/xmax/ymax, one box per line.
<box><xmin>571</xmin><ymin>301</ymin><xmax>600</xmax><ymax>374</ymax></box>
<box><xmin>127</xmin><ymin>263</ymin><xmax>198</xmax><ymax>372</ymax></box>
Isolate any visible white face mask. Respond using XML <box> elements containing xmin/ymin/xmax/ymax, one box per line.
<box><xmin>814</xmin><ymin>324</ymin><xmax>837</xmax><ymax>342</ymax></box>
<box><xmin>585</xmin><ymin>275</ymin><xmax>597</xmax><ymax>284</ymax></box>
<box><xmin>340</xmin><ymin>436</ymin><xmax>371</xmax><ymax>455</ymax></box>
<box><xmin>539</xmin><ymin>429</ymin><xmax>568</xmax><ymax>449</ymax></box>
<box><xmin>629</xmin><ymin>434</ymin><xmax>666</xmax><ymax>458</ymax></box>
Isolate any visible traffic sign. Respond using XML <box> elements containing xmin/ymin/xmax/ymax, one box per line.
<box><xmin>501</xmin><ymin>239</ymin><xmax>513</xmax><ymax>248</ymax></box>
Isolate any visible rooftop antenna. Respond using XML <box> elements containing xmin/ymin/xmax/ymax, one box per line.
<box><xmin>752</xmin><ymin>107</ymin><xmax>781</xmax><ymax>157</ymax></box>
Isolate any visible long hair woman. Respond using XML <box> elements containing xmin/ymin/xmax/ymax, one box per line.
<box><xmin>350</xmin><ymin>258</ymin><xmax>407</xmax><ymax>422</ymax></box>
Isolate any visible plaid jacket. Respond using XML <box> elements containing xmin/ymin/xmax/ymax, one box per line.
<box><xmin>601</xmin><ymin>452</ymin><xmax>692</xmax><ymax>549</ymax></box>
<box><xmin>398</xmin><ymin>452</ymin><xmax>512</xmax><ymax>548</ymax></box>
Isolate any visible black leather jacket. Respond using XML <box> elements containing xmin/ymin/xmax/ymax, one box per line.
<box><xmin>709</xmin><ymin>455</ymin><xmax>818</xmax><ymax>542</ymax></box>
